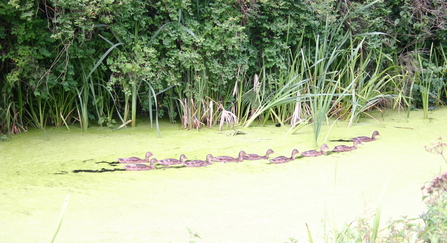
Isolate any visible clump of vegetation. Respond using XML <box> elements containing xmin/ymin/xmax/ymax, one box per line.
<box><xmin>2</xmin><ymin>0</ymin><xmax>447</xmax><ymax>145</ymax></box>
<box><xmin>422</xmin><ymin>171</ymin><xmax>447</xmax><ymax>205</ymax></box>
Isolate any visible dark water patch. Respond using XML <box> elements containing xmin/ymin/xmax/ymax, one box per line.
<box><xmin>95</xmin><ymin>160</ymin><xmax>121</xmax><ymax>166</ymax></box>
<box><xmin>330</xmin><ymin>139</ymin><xmax>352</xmax><ymax>142</ymax></box>
<box><xmin>156</xmin><ymin>165</ymin><xmax>185</xmax><ymax>170</ymax></box>
<box><xmin>72</xmin><ymin>168</ymin><xmax>126</xmax><ymax>173</ymax></box>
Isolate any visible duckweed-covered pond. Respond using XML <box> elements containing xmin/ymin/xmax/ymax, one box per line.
<box><xmin>1</xmin><ymin>108</ymin><xmax>447</xmax><ymax>242</ymax></box>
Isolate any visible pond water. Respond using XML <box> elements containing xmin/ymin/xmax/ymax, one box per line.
<box><xmin>1</xmin><ymin>108</ymin><xmax>447</xmax><ymax>242</ymax></box>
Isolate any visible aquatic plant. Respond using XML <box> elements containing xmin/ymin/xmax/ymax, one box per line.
<box><xmin>424</xmin><ymin>136</ymin><xmax>447</xmax><ymax>163</ymax></box>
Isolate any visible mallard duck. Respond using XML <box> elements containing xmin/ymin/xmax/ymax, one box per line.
<box><xmin>124</xmin><ymin>158</ymin><xmax>157</xmax><ymax>171</ymax></box>
<box><xmin>211</xmin><ymin>150</ymin><xmax>247</xmax><ymax>163</ymax></box>
<box><xmin>269</xmin><ymin>149</ymin><xmax>300</xmax><ymax>164</ymax></box>
<box><xmin>243</xmin><ymin>149</ymin><xmax>275</xmax><ymax>160</ymax></box>
<box><xmin>183</xmin><ymin>154</ymin><xmax>213</xmax><ymax>167</ymax></box>
<box><xmin>156</xmin><ymin>154</ymin><xmax>188</xmax><ymax>168</ymax></box>
<box><xmin>332</xmin><ymin>140</ymin><xmax>363</xmax><ymax>152</ymax></box>
<box><xmin>351</xmin><ymin>131</ymin><xmax>380</xmax><ymax>142</ymax></box>
<box><xmin>117</xmin><ymin>151</ymin><xmax>154</xmax><ymax>164</ymax></box>
<box><xmin>301</xmin><ymin>144</ymin><xmax>330</xmax><ymax>157</ymax></box>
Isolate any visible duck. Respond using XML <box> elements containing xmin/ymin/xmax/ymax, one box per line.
<box><xmin>117</xmin><ymin>151</ymin><xmax>154</xmax><ymax>164</ymax></box>
<box><xmin>243</xmin><ymin>149</ymin><xmax>275</xmax><ymax>160</ymax></box>
<box><xmin>332</xmin><ymin>140</ymin><xmax>363</xmax><ymax>152</ymax></box>
<box><xmin>211</xmin><ymin>150</ymin><xmax>247</xmax><ymax>163</ymax></box>
<box><xmin>183</xmin><ymin>154</ymin><xmax>213</xmax><ymax>167</ymax></box>
<box><xmin>301</xmin><ymin>144</ymin><xmax>330</xmax><ymax>157</ymax></box>
<box><xmin>156</xmin><ymin>154</ymin><xmax>188</xmax><ymax>168</ymax></box>
<box><xmin>123</xmin><ymin>158</ymin><xmax>157</xmax><ymax>171</ymax></box>
<box><xmin>269</xmin><ymin>149</ymin><xmax>300</xmax><ymax>164</ymax></box>
<box><xmin>351</xmin><ymin>131</ymin><xmax>380</xmax><ymax>142</ymax></box>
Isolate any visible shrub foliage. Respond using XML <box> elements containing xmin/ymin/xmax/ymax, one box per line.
<box><xmin>1</xmin><ymin>0</ymin><xmax>447</xmax><ymax>135</ymax></box>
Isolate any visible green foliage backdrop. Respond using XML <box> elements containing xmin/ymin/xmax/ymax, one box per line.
<box><xmin>1</xmin><ymin>0</ymin><xmax>447</xmax><ymax>140</ymax></box>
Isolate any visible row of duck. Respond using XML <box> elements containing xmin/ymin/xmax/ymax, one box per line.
<box><xmin>118</xmin><ymin>131</ymin><xmax>380</xmax><ymax>171</ymax></box>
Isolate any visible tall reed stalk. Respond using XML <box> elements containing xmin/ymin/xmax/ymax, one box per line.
<box><xmin>340</xmin><ymin>45</ymin><xmax>399</xmax><ymax>127</ymax></box>
<box><xmin>415</xmin><ymin>49</ymin><xmax>432</xmax><ymax>119</ymax></box>
<box><xmin>27</xmin><ymin>93</ymin><xmax>47</xmax><ymax>129</ymax></box>
<box><xmin>50</xmin><ymin>190</ymin><xmax>70</xmax><ymax>243</ymax></box>
<box><xmin>242</xmin><ymin>73</ymin><xmax>307</xmax><ymax>128</ymax></box>
<box><xmin>76</xmin><ymin>68</ymin><xmax>90</xmax><ymax>131</ymax></box>
<box><xmin>76</xmin><ymin>35</ymin><xmax>123</xmax><ymax>131</ymax></box>
<box><xmin>301</xmin><ymin>29</ymin><xmax>354</xmax><ymax>147</ymax></box>
<box><xmin>142</xmin><ymin>80</ymin><xmax>161</xmax><ymax>137</ymax></box>
<box><xmin>49</xmin><ymin>87</ymin><xmax>75</xmax><ymax>129</ymax></box>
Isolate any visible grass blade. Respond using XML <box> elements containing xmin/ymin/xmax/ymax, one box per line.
<box><xmin>50</xmin><ymin>190</ymin><xmax>71</xmax><ymax>243</ymax></box>
<box><xmin>306</xmin><ymin>223</ymin><xmax>314</xmax><ymax>243</ymax></box>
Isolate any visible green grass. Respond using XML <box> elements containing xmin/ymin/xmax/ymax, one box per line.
<box><xmin>50</xmin><ymin>190</ymin><xmax>71</xmax><ymax>243</ymax></box>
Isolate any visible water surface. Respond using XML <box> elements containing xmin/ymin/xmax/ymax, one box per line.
<box><xmin>1</xmin><ymin>108</ymin><xmax>447</xmax><ymax>242</ymax></box>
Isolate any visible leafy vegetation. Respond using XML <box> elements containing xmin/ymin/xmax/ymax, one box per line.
<box><xmin>1</xmin><ymin>0</ymin><xmax>447</xmax><ymax>145</ymax></box>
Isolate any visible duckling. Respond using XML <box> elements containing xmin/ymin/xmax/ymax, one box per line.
<box><xmin>269</xmin><ymin>149</ymin><xmax>300</xmax><ymax>164</ymax></box>
<box><xmin>183</xmin><ymin>154</ymin><xmax>213</xmax><ymax>167</ymax></box>
<box><xmin>117</xmin><ymin>151</ymin><xmax>154</xmax><ymax>164</ymax></box>
<box><xmin>123</xmin><ymin>158</ymin><xmax>157</xmax><ymax>171</ymax></box>
<box><xmin>243</xmin><ymin>149</ymin><xmax>275</xmax><ymax>160</ymax></box>
<box><xmin>211</xmin><ymin>150</ymin><xmax>247</xmax><ymax>163</ymax></box>
<box><xmin>351</xmin><ymin>131</ymin><xmax>380</xmax><ymax>142</ymax></box>
<box><xmin>156</xmin><ymin>154</ymin><xmax>188</xmax><ymax>168</ymax></box>
<box><xmin>332</xmin><ymin>140</ymin><xmax>363</xmax><ymax>152</ymax></box>
<box><xmin>301</xmin><ymin>144</ymin><xmax>330</xmax><ymax>157</ymax></box>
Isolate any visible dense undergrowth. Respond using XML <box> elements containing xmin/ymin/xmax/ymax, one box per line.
<box><xmin>2</xmin><ymin>0</ymin><xmax>447</xmax><ymax>146</ymax></box>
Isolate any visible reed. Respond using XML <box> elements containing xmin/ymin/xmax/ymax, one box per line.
<box><xmin>408</xmin><ymin>44</ymin><xmax>447</xmax><ymax>119</ymax></box>
<box><xmin>27</xmin><ymin>92</ymin><xmax>48</xmax><ymax>129</ymax></box>
<box><xmin>302</xmin><ymin>29</ymin><xmax>354</xmax><ymax>147</ymax></box>
<box><xmin>49</xmin><ymin>87</ymin><xmax>75</xmax><ymax>130</ymax></box>
<box><xmin>343</xmin><ymin>48</ymin><xmax>400</xmax><ymax>127</ymax></box>
<box><xmin>242</xmin><ymin>73</ymin><xmax>307</xmax><ymax>128</ymax></box>
<box><xmin>76</xmin><ymin>35</ymin><xmax>123</xmax><ymax>131</ymax></box>
<box><xmin>415</xmin><ymin>47</ymin><xmax>433</xmax><ymax>119</ymax></box>
<box><xmin>142</xmin><ymin>80</ymin><xmax>161</xmax><ymax>137</ymax></box>
<box><xmin>50</xmin><ymin>190</ymin><xmax>71</xmax><ymax>243</ymax></box>
<box><xmin>74</xmin><ymin>66</ymin><xmax>89</xmax><ymax>131</ymax></box>
<box><xmin>2</xmin><ymin>102</ymin><xmax>26</xmax><ymax>135</ymax></box>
